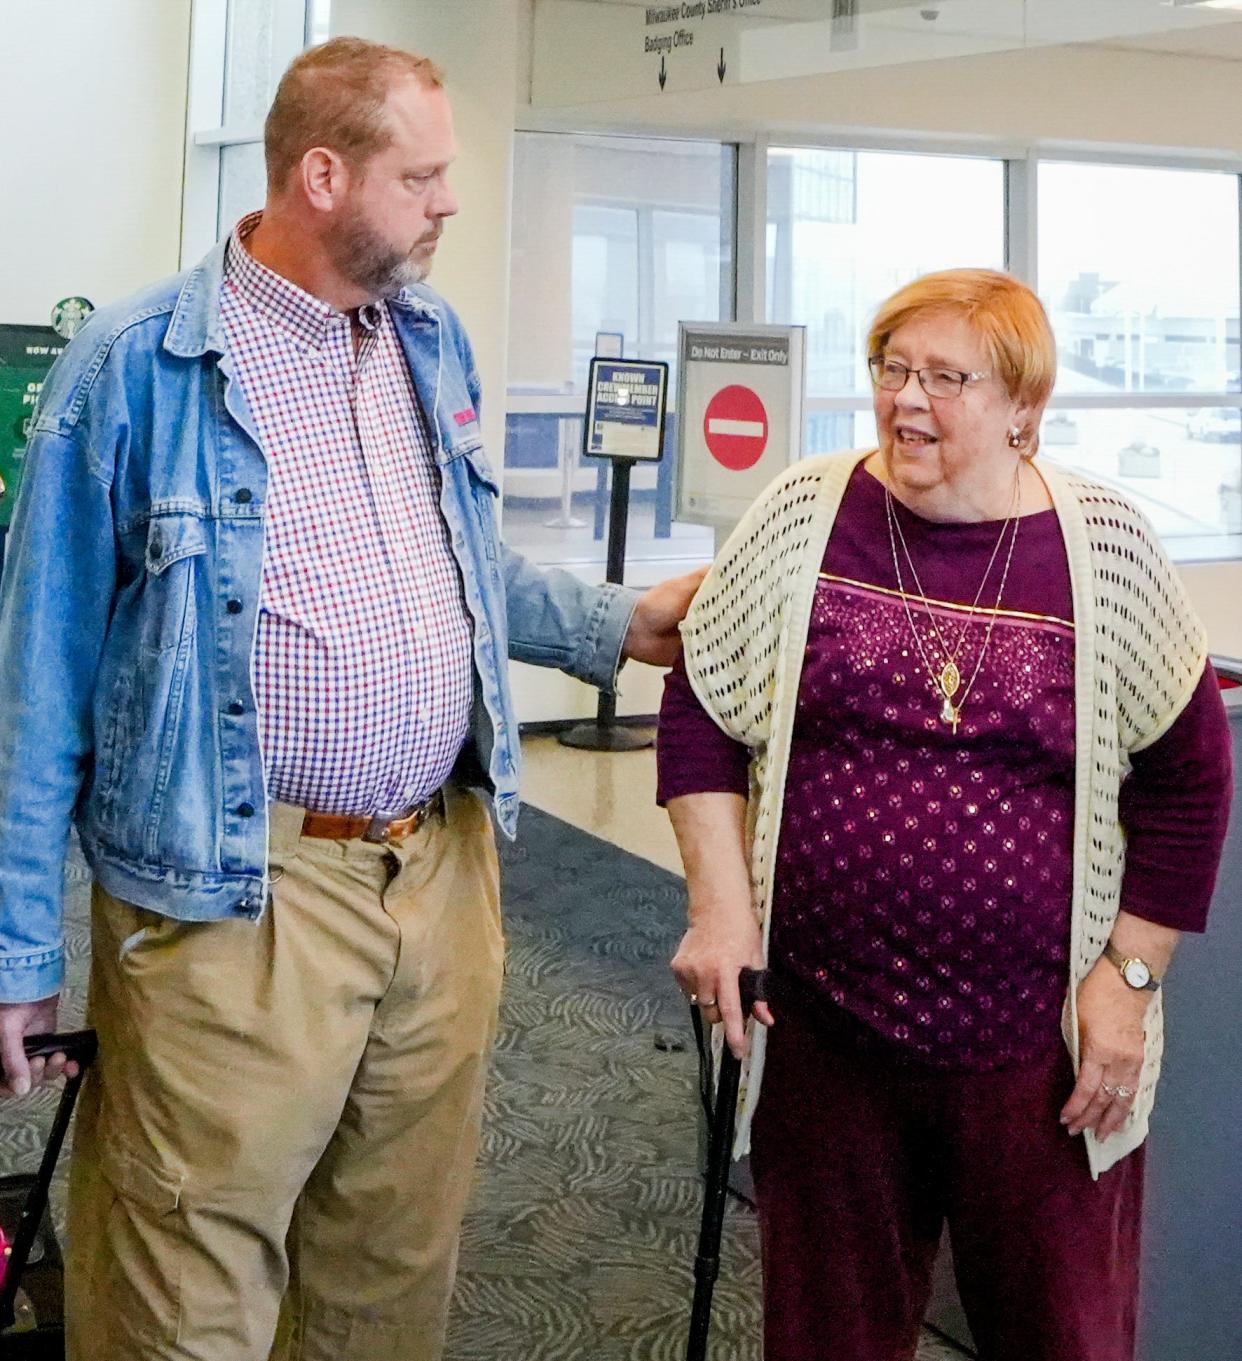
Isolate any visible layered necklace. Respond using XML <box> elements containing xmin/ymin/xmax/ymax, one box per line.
<box><xmin>884</xmin><ymin>471</ymin><xmax>1022</xmax><ymax>735</ymax></box>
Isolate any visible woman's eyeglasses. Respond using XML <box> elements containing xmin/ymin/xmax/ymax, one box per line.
<box><xmin>868</xmin><ymin>356</ymin><xmax>989</xmax><ymax>399</ymax></box>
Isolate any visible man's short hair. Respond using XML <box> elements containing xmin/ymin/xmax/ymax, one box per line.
<box><xmin>265</xmin><ymin>36</ymin><xmax>444</xmax><ymax>190</ymax></box>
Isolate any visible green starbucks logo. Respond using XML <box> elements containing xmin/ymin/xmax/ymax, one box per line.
<box><xmin>51</xmin><ymin>296</ymin><xmax>94</xmax><ymax>341</ymax></box>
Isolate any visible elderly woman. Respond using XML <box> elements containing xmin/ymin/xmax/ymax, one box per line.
<box><xmin>658</xmin><ymin>269</ymin><xmax>1233</xmax><ymax>1361</ymax></box>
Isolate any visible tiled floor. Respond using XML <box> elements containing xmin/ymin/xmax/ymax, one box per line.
<box><xmin>519</xmin><ymin>734</ymin><xmax>679</xmax><ymax>874</ymax></box>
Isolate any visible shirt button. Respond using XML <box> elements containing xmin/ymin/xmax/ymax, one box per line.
<box><xmin>148</xmin><ymin>535</ymin><xmax>163</xmax><ymax>559</ymax></box>
<box><xmin>233</xmin><ymin>488</ymin><xmax>253</xmax><ymax>504</ymax></box>
<box><xmin>233</xmin><ymin>897</ymin><xmax>255</xmax><ymax>916</ymax></box>
<box><xmin>236</xmin><ymin>802</ymin><xmax>255</xmax><ymax>818</ymax></box>
<box><xmin>225</xmin><ymin>700</ymin><xmax>245</xmax><ymax>716</ymax></box>
<box><xmin>226</xmin><ymin>598</ymin><xmax>244</xmax><ymax>614</ymax></box>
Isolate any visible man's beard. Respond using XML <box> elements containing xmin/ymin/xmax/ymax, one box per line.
<box><xmin>327</xmin><ymin>209</ymin><xmax>431</xmax><ymax>299</ymax></box>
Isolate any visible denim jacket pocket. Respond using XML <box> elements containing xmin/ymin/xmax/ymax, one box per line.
<box><xmin>457</xmin><ymin>439</ymin><xmax>500</xmax><ymax>495</ymax></box>
<box><xmin>141</xmin><ymin>513</ymin><xmax>209</xmax><ymax>654</ymax></box>
<box><xmin>454</xmin><ymin>440</ymin><xmax>501</xmax><ymax>565</ymax></box>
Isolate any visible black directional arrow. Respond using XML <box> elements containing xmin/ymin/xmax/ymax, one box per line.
<box><xmin>659</xmin><ymin>54</ymin><xmax>667</xmax><ymax>90</ymax></box>
<box><xmin>717</xmin><ymin>47</ymin><xmax>726</xmax><ymax>83</ymax></box>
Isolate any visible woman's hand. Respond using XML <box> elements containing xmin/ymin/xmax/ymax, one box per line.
<box><xmin>1060</xmin><ymin>958</ymin><xmax>1150</xmax><ymax>1141</ymax></box>
<box><xmin>1061</xmin><ymin>913</ymin><xmax>1178</xmax><ymax>1141</ymax></box>
<box><xmin>671</xmin><ymin>894</ymin><xmax>774</xmax><ymax>1059</ymax></box>
<box><xmin>665</xmin><ymin>791</ymin><xmax>775</xmax><ymax>1059</ymax></box>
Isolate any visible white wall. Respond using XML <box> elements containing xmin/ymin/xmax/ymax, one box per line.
<box><xmin>0</xmin><ymin>0</ymin><xmax>191</xmax><ymax>322</ymax></box>
<box><xmin>1181</xmin><ymin>562</ymin><xmax>1242</xmax><ymax>659</ymax></box>
<box><xmin>528</xmin><ymin>34</ymin><xmax>1242</xmax><ymax>157</ymax></box>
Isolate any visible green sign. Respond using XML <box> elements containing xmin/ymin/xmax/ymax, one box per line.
<box><xmin>0</xmin><ymin>325</ymin><xmax>66</xmax><ymax>528</ymax></box>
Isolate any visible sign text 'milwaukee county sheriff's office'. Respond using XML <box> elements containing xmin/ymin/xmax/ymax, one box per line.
<box><xmin>646</xmin><ymin>0</ymin><xmax>763</xmax><ymax>21</ymax></box>
<box><xmin>644</xmin><ymin>1</ymin><xmax>763</xmax><ymax>53</ymax></box>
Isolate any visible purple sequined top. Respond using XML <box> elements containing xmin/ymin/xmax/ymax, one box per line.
<box><xmin>659</xmin><ymin>464</ymin><xmax>1233</xmax><ymax>1070</ymax></box>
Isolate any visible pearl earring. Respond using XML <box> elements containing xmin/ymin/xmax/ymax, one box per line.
<box><xmin>1007</xmin><ymin>427</ymin><xmax>1023</xmax><ymax>449</ymax></box>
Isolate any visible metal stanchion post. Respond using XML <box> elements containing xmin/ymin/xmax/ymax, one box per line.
<box><xmin>559</xmin><ymin>457</ymin><xmax>653</xmax><ymax>752</ymax></box>
<box><xmin>543</xmin><ymin>413</ymin><xmax>586</xmax><ymax>529</ymax></box>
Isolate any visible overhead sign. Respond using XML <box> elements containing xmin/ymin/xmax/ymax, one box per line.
<box><xmin>583</xmin><ymin>358</ymin><xmax>669</xmax><ymax>462</ymax></box>
<box><xmin>532</xmin><ymin>0</ymin><xmax>1233</xmax><ymax>109</ymax></box>
<box><xmin>676</xmin><ymin>323</ymin><xmax>805</xmax><ymax>528</ymax></box>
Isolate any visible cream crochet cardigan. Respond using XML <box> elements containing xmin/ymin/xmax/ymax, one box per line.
<box><xmin>679</xmin><ymin>449</ymin><xmax>1208</xmax><ymax>1177</ymax></box>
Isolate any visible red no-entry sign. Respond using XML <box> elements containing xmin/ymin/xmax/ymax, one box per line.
<box><xmin>702</xmin><ymin>384</ymin><xmax>768</xmax><ymax>471</ymax></box>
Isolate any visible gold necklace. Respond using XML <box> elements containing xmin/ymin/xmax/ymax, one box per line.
<box><xmin>884</xmin><ymin>480</ymin><xmax>1022</xmax><ymax>733</ymax></box>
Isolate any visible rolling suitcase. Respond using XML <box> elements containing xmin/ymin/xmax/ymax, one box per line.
<box><xmin>0</xmin><ymin>1030</ymin><xmax>98</xmax><ymax>1358</ymax></box>
<box><xmin>686</xmin><ymin>968</ymin><xmax>767</xmax><ymax>1361</ymax></box>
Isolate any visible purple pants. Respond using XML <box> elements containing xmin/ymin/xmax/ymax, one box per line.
<box><xmin>750</xmin><ymin>979</ymin><xmax>1144</xmax><ymax>1361</ymax></box>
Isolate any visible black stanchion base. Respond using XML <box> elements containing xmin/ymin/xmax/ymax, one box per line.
<box><xmin>557</xmin><ymin>722</ymin><xmax>654</xmax><ymax>752</ymax></box>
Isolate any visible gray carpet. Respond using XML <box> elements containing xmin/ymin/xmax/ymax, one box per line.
<box><xmin>0</xmin><ymin>813</ymin><xmax>967</xmax><ymax>1360</ymax></box>
<box><xmin>451</xmin><ymin>806</ymin><xmax>968</xmax><ymax>1361</ymax></box>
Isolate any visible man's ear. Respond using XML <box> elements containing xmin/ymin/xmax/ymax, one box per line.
<box><xmin>299</xmin><ymin>147</ymin><xmax>351</xmax><ymax>213</ymax></box>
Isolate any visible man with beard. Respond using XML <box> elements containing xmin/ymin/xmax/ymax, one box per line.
<box><xmin>0</xmin><ymin>37</ymin><xmax>701</xmax><ymax>1361</ymax></box>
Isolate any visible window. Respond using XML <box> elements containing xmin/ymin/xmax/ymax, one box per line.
<box><xmin>182</xmin><ymin>0</ymin><xmax>328</xmax><ymax>262</ymax></box>
<box><xmin>1038</xmin><ymin>161</ymin><xmax>1241</xmax><ymax>560</ymax></box>
<box><xmin>505</xmin><ymin>134</ymin><xmax>734</xmax><ymax>581</ymax></box>
<box><xmin>766</xmin><ymin>147</ymin><xmax>1006</xmax><ymax>456</ymax></box>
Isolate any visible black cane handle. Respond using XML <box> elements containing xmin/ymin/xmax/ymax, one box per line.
<box><xmin>737</xmin><ymin>967</ymin><xmax>768</xmax><ymax>1017</ymax></box>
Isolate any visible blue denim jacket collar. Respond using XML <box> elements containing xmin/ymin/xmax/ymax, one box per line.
<box><xmin>162</xmin><ymin>235</ymin><xmax>445</xmax><ymax>362</ymax></box>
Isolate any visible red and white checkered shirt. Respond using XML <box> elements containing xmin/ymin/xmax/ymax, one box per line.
<box><xmin>220</xmin><ymin>213</ymin><xmax>474</xmax><ymax>817</ymax></box>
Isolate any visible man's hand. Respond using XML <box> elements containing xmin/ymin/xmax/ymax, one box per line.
<box><xmin>0</xmin><ymin>996</ymin><xmax>75</xmax><ymax>1097</ymax></box>
<box><xmin>622</xmin><ymin>566</ymin><xmax>708</xmax><ymax>668</ymax></box>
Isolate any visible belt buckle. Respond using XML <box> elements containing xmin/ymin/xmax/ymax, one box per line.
<box><xmin>361</xmin><ymin>815</ymin><xmax>392</xmax><ymax>845</ymax></box>
<box><xmin>365</xmin><ymin>791</ymin><xmax>439</xmax><ymax>847</ymax></box>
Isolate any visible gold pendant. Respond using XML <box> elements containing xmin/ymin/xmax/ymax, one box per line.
<box><xmin>940</xmin><ymin>697</ymin><xmax>960</xmax><ymax>733</ymax></box>
<box><xmin>938</xmin><ymin>660</ymin><xmax>961</xmax><ymax>700</ymax></box>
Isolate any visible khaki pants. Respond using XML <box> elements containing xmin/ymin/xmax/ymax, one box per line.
<box><xmin>64</xmin><ymin>785</ymin><xmax>504</xmax><ymax>1361</ymax></box>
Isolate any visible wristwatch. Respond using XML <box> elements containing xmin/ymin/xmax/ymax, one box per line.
<box><xmin>1103</xmin><ymin>942</ymin><xmax>1161</xmax><ymax>992</ymax></box>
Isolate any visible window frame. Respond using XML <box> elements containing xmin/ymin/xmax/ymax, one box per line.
<box><xmin>181</xmin><ymin>0</ymin><xmax>329</xmax><ymax>264</ymax></box>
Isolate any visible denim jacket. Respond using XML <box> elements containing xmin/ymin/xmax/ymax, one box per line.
<box><xmin>0</xmin><ymin>237</ymin><xmax>636</xmax><ymax>1003</ymax></box>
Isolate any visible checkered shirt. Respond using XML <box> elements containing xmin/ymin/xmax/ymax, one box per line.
<box><xmin>220</xmin><ymin>214</ymin><xmax>474</xmax><ymax>817</ymax></box>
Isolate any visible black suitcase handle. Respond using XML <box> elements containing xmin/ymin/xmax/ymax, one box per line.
<box><xmin>20</xmin><ymin>1031</ymin><xmax>98</xmax><ymax>1068</ymax></box>
<box><xmin>0</xmin><ymin>1030</ymin><xmax>98</xmax><ymax>1333</ymax></box>
<box><xmin>686</xmin><ymin>968</ymin><xmax>767</xmax><ymax>1361</ymax></box>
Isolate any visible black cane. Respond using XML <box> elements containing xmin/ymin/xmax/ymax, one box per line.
<box><xmin>686</xmin><ymin>967</ymin><xmax>768</xmax><ymax>1361</ymax></box>
<box><xmin>0</xmin><ymin>1029</ymin><xmax>98</xmax><ymax>1332</ymax></box>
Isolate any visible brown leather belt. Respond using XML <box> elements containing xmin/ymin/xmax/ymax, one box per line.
<box><xmin>300</xmin><ymin>789</ymin><xmax>444</xmax><ymax>846</ymax></box>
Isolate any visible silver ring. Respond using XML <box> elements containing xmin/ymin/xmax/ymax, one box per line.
<box><xmin>1102</xmin><ymin>1083</ymin><xmax>1135</xmax><ymax>1101</ymax></box>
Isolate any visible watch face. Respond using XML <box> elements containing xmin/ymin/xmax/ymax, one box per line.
<box><xmin>1122</xmin><ymin>959</ymin><xmax>1152</xmax><ymax>989</ymax></box>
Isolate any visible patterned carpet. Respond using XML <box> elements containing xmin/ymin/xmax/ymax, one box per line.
<box><xmin>0</xmin><ymin>812</ymin><xmax>968</xmax><ymax>1361</ymax></box>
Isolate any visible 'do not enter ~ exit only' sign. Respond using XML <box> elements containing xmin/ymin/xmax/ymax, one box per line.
<box><xmin>703</xmin><ymin>384</ymin><xmax>768</xmax><ymax>470</ymax></box>
<box><xmin>676</xmin><ymin>323</ymin><xmax>805</xmax><ymax>528</ymax></box>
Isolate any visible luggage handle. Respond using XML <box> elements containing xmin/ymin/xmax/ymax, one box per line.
<box><xmin>0</xmin><ymin>1030</ymin><xmax>98</xmax><ymax>1333</ymax></box>
<box><xmin>686</xmin><ymin>968</ymin><xmax>767</xmax><ymax>1361</ymax></box>
<box><xmin>21</xmin><ymin>1030</ymin><xmax>98</xmax><ymax>1068</ymax></box>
